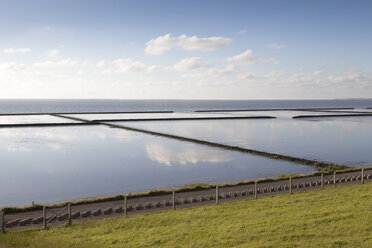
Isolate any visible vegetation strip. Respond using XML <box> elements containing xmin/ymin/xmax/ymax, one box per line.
<box><xmin>302</xmin><ymin>110</ymin><xmax>372</xmax><ymax>114</ymax></box>
<box><xmin>91</xmin><ymin>116</ymin><xmax>276</xmax><ymax>122</ymax></box>
<box><xmin>0</xmin><ymin>111</ymin><xmax>173</xmax><ymax>116</ymax></box>
<box><xmin>0</xmin><ymin>123</ymin><xmax>99</xmax><ymax>128</ymax></box>
<box><xmin>2</xmin><ymin>166</ymin><xmax>369</xmax><ymax>214</ymax></box>
<box><xmin>194</xmin><ymin>108</ymin><xmax>354</xmax><ymax>112</ymax></box>
<box><xmin>292</xmin><ymin>113</ymin><xmax>372</xmax><ymax>119</ymax></box>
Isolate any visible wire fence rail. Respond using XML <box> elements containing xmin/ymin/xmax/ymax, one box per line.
<box><xmin>1</xmin><ymin>168</ymin><xmax>371</xmax><ymax>233</ymax></box>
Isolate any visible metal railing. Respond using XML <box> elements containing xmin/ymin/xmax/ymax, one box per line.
<box><xmin>0</xmin><ymin>168</ymin><xmax>369</xmax><ymax>233</ymax></box>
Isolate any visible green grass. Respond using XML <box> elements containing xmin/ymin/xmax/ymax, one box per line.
<box><xmin>1</xmin><ymin>183</ymin><xmax>371</xmax><ymax>248</ymax></box>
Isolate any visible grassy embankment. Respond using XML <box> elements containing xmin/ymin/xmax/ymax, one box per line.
<box><xmin>3</xmin><ymin>166</ymin><xmax>369</xmax><ymax>214</ymax></box>
<box><xmin>1</xmin><ymin>183</ymin><xmax>371</xmax><ymax>248</ymax></box>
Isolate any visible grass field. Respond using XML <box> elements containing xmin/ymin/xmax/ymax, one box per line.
<box><xmin>0</xmin><ymin>183</ymin><xmax>371</xmax><ymax>248</ymax></box>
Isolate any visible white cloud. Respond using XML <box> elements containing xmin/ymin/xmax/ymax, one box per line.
<box><xmin>7</xmin><ymin>146</ymin><xmax>32</xmax><ymax>152</ymax></box>
<box><xmin>286</xmin><ymin>73</ymin><xmax>320</xmax><ymax>85</ymax></box>
<box><xmin>205</xmin><ymin>64</ymin><xmax>238</xmax><ymax>76</ymax></box>
<box><xmin>3</xmin><ymin>48</ymin><xmax>31</xmax><ymax>54</ymax></box>
<box><xmin>327</xmin><ymin>69</ymin><xmax>372</xmax><ymax>86</ymax></box>
<box><xmin>261</xmin><ymin>70</ymin><xmax>365</xmax><ymax>89</ymax></box>
<box><xmin>0</xmin><ymin>62</ymin><xmax>27</xmax><ymax>72</ymax></box>
<box><xmin>96</xmin><ymin>60</ymin><xmax>105</xmax><ymax>67</ymax></box>
<box><xmin>238</xmin><ymin>30</ymin><xmax>247</xmax><ymax>34</ymax></box>
<box><xmin>145</xmin><ymin>34</ymin><xmax>233</xmax><ymax>55</ymax></box>
<box><xmin>33</xmin><ymin>58</ymin><xmax>77</xmax><ymax>67</ymax></box>
<box><xmin>263</xmin><ymin>70</ymin><xmax>290</xmax><ymax>82</ymax></box>
<box><xmin>181</xmin><ymin>64</ymin><xmax>239</xmax><ymax>79</ymax></box>
<box><xmin>47</xmin><ymin>49</ymin><xmax>60</xmax><ymax>58</ymax></box>
<box><xmin>227</xmin><ymin>49</ymin><xmax>259</xmax><ymax>65</ymax></box>
<box><xmin>173</xmin><ymin>57</ymin><xmax>203</xmax><ymax>71</ymax></box>
<box><xmin>114</xmin><ymin>58</ymin><xmax>157</xmax><ymax>73</ymax></box>
<box><xmin>238</xmin><ymin>72</ymin><xmax>256</xmax><ymax>79</ymax></box>
<box><xmin>267</xmin><ymin>43</ymin><xmax>285</xmax><ymax>49</ymax></box>
<box><xmin>268</xmin><ymin>57</ymin><xmax>280</xmax><ymax>64</ymax></box>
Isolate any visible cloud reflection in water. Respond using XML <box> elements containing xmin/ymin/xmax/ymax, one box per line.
<box><xmin>146</xmin><ymin>143</ymin><xmax>232</xmax><ymax>166</ymax></box>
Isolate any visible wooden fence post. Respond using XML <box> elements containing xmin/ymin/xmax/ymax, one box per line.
<box><xmin>289</xmin><ymin>177</ymin><xmax>292</xmax><ymax>194</ymax></box>
<box><xmin>254</xmin><ymin>180</ymin><xmax>257</xmax><ymax>199</ymax></box>
<box><xmin>1</xmin><ymin>212</ymin><xmax>4</xmax><ymax>233</ymax></box>
<box><xmin>67</xmin><ymin>203</ymin><xmax>71</xmax><ymax>226</ymax></box>
<box><xmin>333</xmin><ymin>172</ymin><xmax>336</xmax><ymax>187</ymax></box>
<box><xmin>124</xmin><ymin>197</ymin><xmax>127</xmax><ymax>217</ymax></box>
<box><xmin>43</xmin><ymin>207</ymin><xmax>47</xmax><ymax>229</ymax></box>
<box><xmin>216</xmin><ymin>186</ymin><xmax>219</xmax><ymax>205</ymax></box>
<box><xmin>361</xmin><ymin>168</ymin><xmax>364</xmax><ymax>184</ymax></box>
<box><xmin>321</xmin><ymin>173</ymin><xmax>324</xmax><ymax>189</ymax></box>
<box><xmin>172</xmin><ymin>191</ymin><xmax>176</xmax><ymax>210</ymax></box>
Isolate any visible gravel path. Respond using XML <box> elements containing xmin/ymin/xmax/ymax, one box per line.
<box><xmin>2</xmin><ymin>168</ymin><xmax>371</xmax><ymax>231</ymax></box>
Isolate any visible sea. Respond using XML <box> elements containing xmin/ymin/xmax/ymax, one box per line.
<box><xmin>0</xmin><ymin>99</ymin><xmax>372</xmax><ymax>114</ymax></box>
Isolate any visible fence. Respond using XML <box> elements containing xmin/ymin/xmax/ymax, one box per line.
<box><xmin>1</xmin><ymin>168</ymin><xmax>370</xmax><ymax>233</ymax></box>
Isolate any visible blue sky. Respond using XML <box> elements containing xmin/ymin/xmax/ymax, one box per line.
<box><xmin>0</xmin><ymin>0</ymin><xmax>371</xmax><ymax>99</ymax></box>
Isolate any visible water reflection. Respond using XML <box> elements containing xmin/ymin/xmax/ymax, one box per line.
<box><xmin>66</xmin><ymin>112</ymin><xmax>240</xmax><ymax>121</ymax></box>
<box><xmin>212</xmin><ymin>110</ymin><xmax>316</xmax><ymax>118</ymax></box>
<box><xmin>145</xmin><ymin>143</ymin><xmax>232</xmax><ymax>166</ymax></box>
<box><xmin>120</xmin><ymin>116</ymin><xmax>372</xmax><ymax>167</ymax></box>
<box><xmin>0</xmin><ymin>115</ymin><xmax>80</xmax><ymax>124</ymax></box>
<box><xmin>0</xmin><ymin>125</ymin><xmax>315</xmax><ymax>206</ymax></box>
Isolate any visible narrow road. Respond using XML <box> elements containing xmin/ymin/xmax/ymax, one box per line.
<box><xmin>2</xmin><ymin>168</ymin><xmax>370</xmax><ymax>231</ymax></box>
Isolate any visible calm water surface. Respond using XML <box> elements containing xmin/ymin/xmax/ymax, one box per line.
<box><xmin>0</xmin><ymin>125</ymin><xmax>315</xmax><ymax>206</ymax></box>
<box><xmin>1</xmin><ymin>99</ymin><xmax>372</xmax><ymax>114</ymax></box>
<box><xmin>0</xmin><ymin>115</ymin><xmax>81</xmax><ymax>124</ymax></box>
<box><xmin>118</xmin><ymin>115</ymin><xmax>372</xmax><ymax>167</ymax></box>
<box><xmin>66</xmin><ymin>112</ymin><xmax>259</xmax><ymax>121</ymax></box>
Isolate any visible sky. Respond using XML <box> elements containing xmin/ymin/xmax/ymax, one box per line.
<box><xmin>0</xmin><ymin>0</ymin><xmax>371</xmax><ymax>100</ymax></box>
